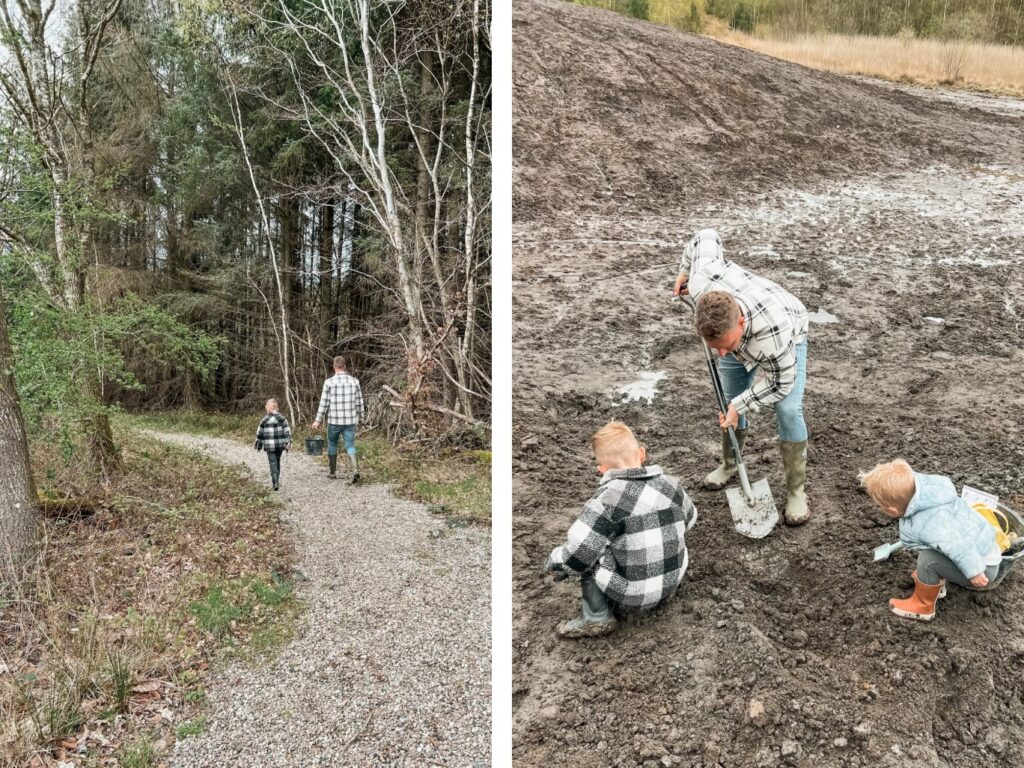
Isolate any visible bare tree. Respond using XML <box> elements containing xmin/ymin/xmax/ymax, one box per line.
<box><xmin>254</xmin><ymin>0</ymin><xmax>490</xmax><ymax>428</ymax></box>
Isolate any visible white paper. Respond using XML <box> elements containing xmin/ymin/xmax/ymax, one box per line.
<box><xmin>962</xmin><ymin>484</ymin><xmax>998</xmax><ymax>510</ymax></box>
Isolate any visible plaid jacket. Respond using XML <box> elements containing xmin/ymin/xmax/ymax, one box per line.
<box><xmin>548</xmin><ymin>465</ymin><xmax>697</xmax><ymax>611</ymax></box>
<box><xmin>255</xmin><ymin>412</ymin><xmax>292</xmax><ymax>452</ymax></box>
<box><xmin>314</xmin><ymin>372</ymin><xmax>365</xmax><ymax>426</ymax></box>
<box><xmin>683</xmin><ymin>232</ymin><xmax>808</xmax><ymax>416</ymax></box>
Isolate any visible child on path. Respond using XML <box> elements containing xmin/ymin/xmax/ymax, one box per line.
<box><xmin>859</xmin><ymin>459</ymin><xmax>1001</xmax><ymax>622</ymax></box>
<box><xmin>546</xmin><ymin>422</ymin><xmax>697</xmax><ymax>638</ymax></box>
<box><xmin>255</xmin><ymin>399</ymin><xmax>292</xmax><ymax>491</ymax></box>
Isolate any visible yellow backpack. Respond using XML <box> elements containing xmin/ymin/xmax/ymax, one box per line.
<box><xmin>971</xmin><ymin>503</ymin><xmax>1017</xmax><ymax>553</ymax></box>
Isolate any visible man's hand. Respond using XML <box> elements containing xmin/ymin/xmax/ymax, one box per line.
<box><xmin>970</xmin><ymin>572</ymin><xmax>989</xmax><ymax>588</ymax></box>
<box><xmin>673</xmin><ymin>272</ymin><xmax>690</xmax><ymax>296</ymax></box>
<box><xmin>718</xmin><ymin>404</ymin><xmax>740</xmax><ymax>431</ymax></box>
<box><xmin>311</xmin><ymin>421</ymin><xmax>320</xmax><ymax>430</ymax></box>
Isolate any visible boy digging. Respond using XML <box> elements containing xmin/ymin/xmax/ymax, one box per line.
<box><xmin>547</xmin><ymin>422</ymin><xmax>697</xmax><ymax>638</ymax></box>
<box><xmin>860</xmin><ymin>459</ymin><xmax>1001</xmax><ymax>622</ymax></box>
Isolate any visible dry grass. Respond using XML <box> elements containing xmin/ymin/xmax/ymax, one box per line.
<box><xmin>1</xmin><ymin>426</ymin><xmax>298</xmax><ymax>767</ymax></box>
<box><xmin>704</xmin><ymin>18</ymin><xmax>1024</xmax><ymax>97</ymax></box>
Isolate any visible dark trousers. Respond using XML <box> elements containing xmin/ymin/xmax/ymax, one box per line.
<box><xmin>267</xmin><ymin>449</ymin><xmax>284</xmax><ymax>488</ymax></box>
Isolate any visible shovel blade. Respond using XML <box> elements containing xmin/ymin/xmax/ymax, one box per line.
<box><xmin>725</xmin><ymin>478</ymin><xmax>779</xmax><ymax>539</ymax></box>
<box><xmin>873</xmin><ymin>541</ymin><xmax>903</xmax><ymax>561</ymax></box>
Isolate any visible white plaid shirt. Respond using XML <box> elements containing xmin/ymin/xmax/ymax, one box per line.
<box><xmin>682</xmin><ymin>231</ymin><xmax>808</xmax><ymax>416</ymax></box>
<box><xmin>314</xmin><ymin>372</ymin><xmax>365</xmax><ymax>426</ymax></box>
<box><xmin>548</xmin><ymin>465</ymin><xmax>697</xmax><ymax>611</ymax></box>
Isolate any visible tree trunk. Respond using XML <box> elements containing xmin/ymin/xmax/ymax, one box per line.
<box><xmin>0</xmin><ymin>287</ymin><xmax>39</xmax><ymax>578</ymax></box>
<box><xmin>319</xmin><ymin>200</ymin><xmax>335</xmax><ymax>359</ymax></box>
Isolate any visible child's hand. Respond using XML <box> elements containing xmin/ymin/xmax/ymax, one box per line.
<box><xmin>673</xmin><ymin>272</ymin><xmax>689</xmax><ymax>296</ymax></box>
<box><xmin>970</xmin><ymin>573</ymin><xmax>989</xmax><ymax>588</ymax></box>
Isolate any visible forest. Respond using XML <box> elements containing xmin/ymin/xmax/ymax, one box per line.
<box><xmin>0</xmin><ymin>0</ymin><xmax>491</xmax><ymax>497</ymax></box>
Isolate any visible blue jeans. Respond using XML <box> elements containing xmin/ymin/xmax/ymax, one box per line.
<box><xmin>327</xmin><ymin>424</ymin><xmax>357</xmax><ymax>457</ymax></box>
<box><xmin>718</xmin><ymin>340</ymin><xmax>807</xmax><ymax>442</ymax></box>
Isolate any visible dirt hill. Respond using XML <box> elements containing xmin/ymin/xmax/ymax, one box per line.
<box><xmin>513</xmin><ymin>0</ymin><xmax>1024</xmax><ymax>223</ymax></box>
<box><xmin>512</xmin><ymin>2</ymin><xmax>1024</xmax><ymax>767</ymax></box>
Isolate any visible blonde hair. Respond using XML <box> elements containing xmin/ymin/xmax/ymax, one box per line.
<box><xmin>858</xmin><ymin>459</ymin><xmax>915</xmax><ymax>512</ymax></box>
<box><xmin>265</xmin><ymin>398</ymin><xmax>278</xmax><ymax>409</ymax></box>
<box><xmin>592</xmin><ymin>421</ymin><xmax>641</xmax><ymax>469</ymax></box>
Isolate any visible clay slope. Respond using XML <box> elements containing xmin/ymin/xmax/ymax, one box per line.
<box><xmin>512</xmin><ymin>0</ymin><xmax>1024</xmax><ymax>223</ymax></box>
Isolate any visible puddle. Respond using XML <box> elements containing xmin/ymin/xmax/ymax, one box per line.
<box><xmin>614</xmin><ymin>371</ymin><xmax>666</xmax><ymax>404</ymax></box>
<box><xmin>923</xmin><ymin>316</ymin><xmax>945</xmax><ymax>324</ymax></box>
<box><xmin>807</xmin><ymin>309</ymin><xmax>839</xmax><ymax>324</ymax></box>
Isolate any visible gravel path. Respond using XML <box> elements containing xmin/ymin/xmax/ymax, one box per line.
<box><xmin>149</xmin><ymin>431</ymin><xmax>491</xmax><ymax>767</ymax></box>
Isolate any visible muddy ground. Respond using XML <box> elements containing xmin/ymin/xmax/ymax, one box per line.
<box><xmin>512</xmin><ymin>2</ymin><xmax>1024</xmax><ymax>767</ymax></box>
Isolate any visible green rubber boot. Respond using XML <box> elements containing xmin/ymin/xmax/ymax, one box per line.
<box><xmin>349</xmin><ymin>454</ymin><xmax>360</xmax><ymax>485</ymax></box>
<box><xmin>779</xmin><ymin>440</ymin><xmax>809</xmax><ymax>526</ymax></box>
<box><xmin>557</xmin><ymin>574</ymin><xmax>618</xmax><ymax>639</ymax></box>
<box><xmin>328</xmin><ymin>454</ymin><xmax>337</xmax><ymax>480</ymax></box>
<box><xmin>703</xmin><ymin>428</ymin><xmax>747</xmax><ymax>489</ymax></box>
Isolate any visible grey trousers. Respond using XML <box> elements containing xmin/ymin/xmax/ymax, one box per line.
<box><xmin>267</xmin><ymin>448</ymin><xmax>284</xmax><ymax>487</ymax></box>
<box><xmin>916</xmin><ymin>548</ymin><xmax>1000</xmax><ymax>587</ymax></box>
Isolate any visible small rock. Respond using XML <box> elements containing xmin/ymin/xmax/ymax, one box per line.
<box><xmin>853</xmin><ymin>721</ymin><xmax>872</xmax><ymax>739</ymax></box>
<box><xmin>833</xmin><ymin>737</ymin><xmax>848</xmax><ymax>748</ymax></box>
<box><xmin>747</xmin><ymin>698</ymin><xmax>767</xmax><ymax>725</ymax></box>
<box><xmin>781</xmin><ymin>740</ymin><xmax>800</xmax><ymax>757</ymax></box>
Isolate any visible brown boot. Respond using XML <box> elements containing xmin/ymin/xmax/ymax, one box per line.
<box><xmin>779</xmin><ymin>440</ymin><xmax>809</xmax><ymax>526</ymax></box>
<box><xmin>890</xmin><ymin>574</ymin><xmax>943</xmax><ymax>621</ymax></box>
<box><xmin>911</xmin><ymin>570</ymin><xmax>946</xmax><ymax>599</ymax></box>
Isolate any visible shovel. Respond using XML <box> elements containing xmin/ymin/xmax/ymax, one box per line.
<box><xmin>700</xmin><ymin>339</ymin><xmax>780</xmax><ymax>538</ymax></box>
<box><xmin>873</xmin><ymin>540</ymin><xmax>903</xmax><ymax>561</ymax></box>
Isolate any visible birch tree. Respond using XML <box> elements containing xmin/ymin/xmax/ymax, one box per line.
<box><xmin>249</xmin><ymin>0</ymin><xmax>491</xmax><ymax>427</ymax></box>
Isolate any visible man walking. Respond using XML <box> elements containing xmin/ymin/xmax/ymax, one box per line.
<box><xmin>311</xmin><ymin>355</ymin><xmax>365</xmax><ymax>483</ymax></box>
<box><xmin>673</xmin><ymin>228</ymin><xmax>810</xmax><ymax>526</ymax></box>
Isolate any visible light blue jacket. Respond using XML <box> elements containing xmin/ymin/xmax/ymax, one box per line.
<box><xmin>899</xmin><ymin>472</ymin><xmax>997</xmax><ymax>579</ymax></box>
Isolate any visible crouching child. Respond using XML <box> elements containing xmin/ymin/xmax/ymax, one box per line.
<box><xmin>546</xmin><ymin>421</ymin><xmax>697</xmax><ymax>639</ymax></box>
<box><xmin>255</xmin><ymin>399</ymin><xmax>292</xmax><ymax>491</ymax></box>
<box><xmin>859</xmin><ymin>458</ymin><xmax>1001</xmax><ymax>622</ymax></box>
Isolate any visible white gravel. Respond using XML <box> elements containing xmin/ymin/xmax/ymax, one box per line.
<box><xmin>147</xmin><ymin>431</ymin><xmax>491</xmax><ymax>767</ymax></box>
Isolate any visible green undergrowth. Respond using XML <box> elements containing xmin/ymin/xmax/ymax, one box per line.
<box><xmin>126</xmin><ymin>410</ymin><xmax>492</xmax><ymax>524</ymax></box>
<box><xmin>1</xmin><ymin>423</ymin><xmax>299</xmax><ymax>766</ymax></box>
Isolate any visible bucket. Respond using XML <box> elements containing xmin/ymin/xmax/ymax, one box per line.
<box><xmin>305</xmin><ymin>436</ymin><xmax>325</xmax><ymax>456</ymax></box>
<box><xmin>980</xmin><ymin>502</ymin><xmax>1024</xmax><ymax>590</ymax></box>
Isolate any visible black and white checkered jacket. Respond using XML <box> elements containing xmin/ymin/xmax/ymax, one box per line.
<box><xmin>682</xmin><ymin>230</ymin><xmax>808</xmax><ymax>416</ymax></box>
<box><xmin>548</xmin><ymin>465</ymin><xmax>697</xmax><ymax>611</ymax></box>
<box><xmin>314</xmin><ymin>372</ymin><xmax>365</xmax><ymax>426</ymax></box>
<box><xmin>255</xmin><ymin>412</ymin><xmax>292</xmax><ymax>452</ymax></box>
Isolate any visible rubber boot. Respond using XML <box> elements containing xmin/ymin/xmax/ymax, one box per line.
<box><xmin>779</xmin><ymin>440</ymin><xmax>809</xmax><ymax>526</ymax></box>
<box><xmin>911</xmin><ymin>570</ymin><xmax>946</xmax><ymax>599</ymax></box>
<box><xmin>890</xmin><ymin>573</ymin><xmax>943</xmax><ymax>621</ymax></box>
<box><xmin>704</xmin><ymin>428</ymin><xmax>747</xmax><ymax>489</ymax></box>
<box><xmin>557</xmin><ymin>574</ymin><xmax>618</xmax><ymax>639</ymax></box>
<box><xmin>328</xmin><ymin>454</ymin><xmax>337</xmax><ymax>480</ymax></box>
<box><xmin>349</xmin><ymin>454</ymin><xmax>360</xmax><ymax>485</ymax></box>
